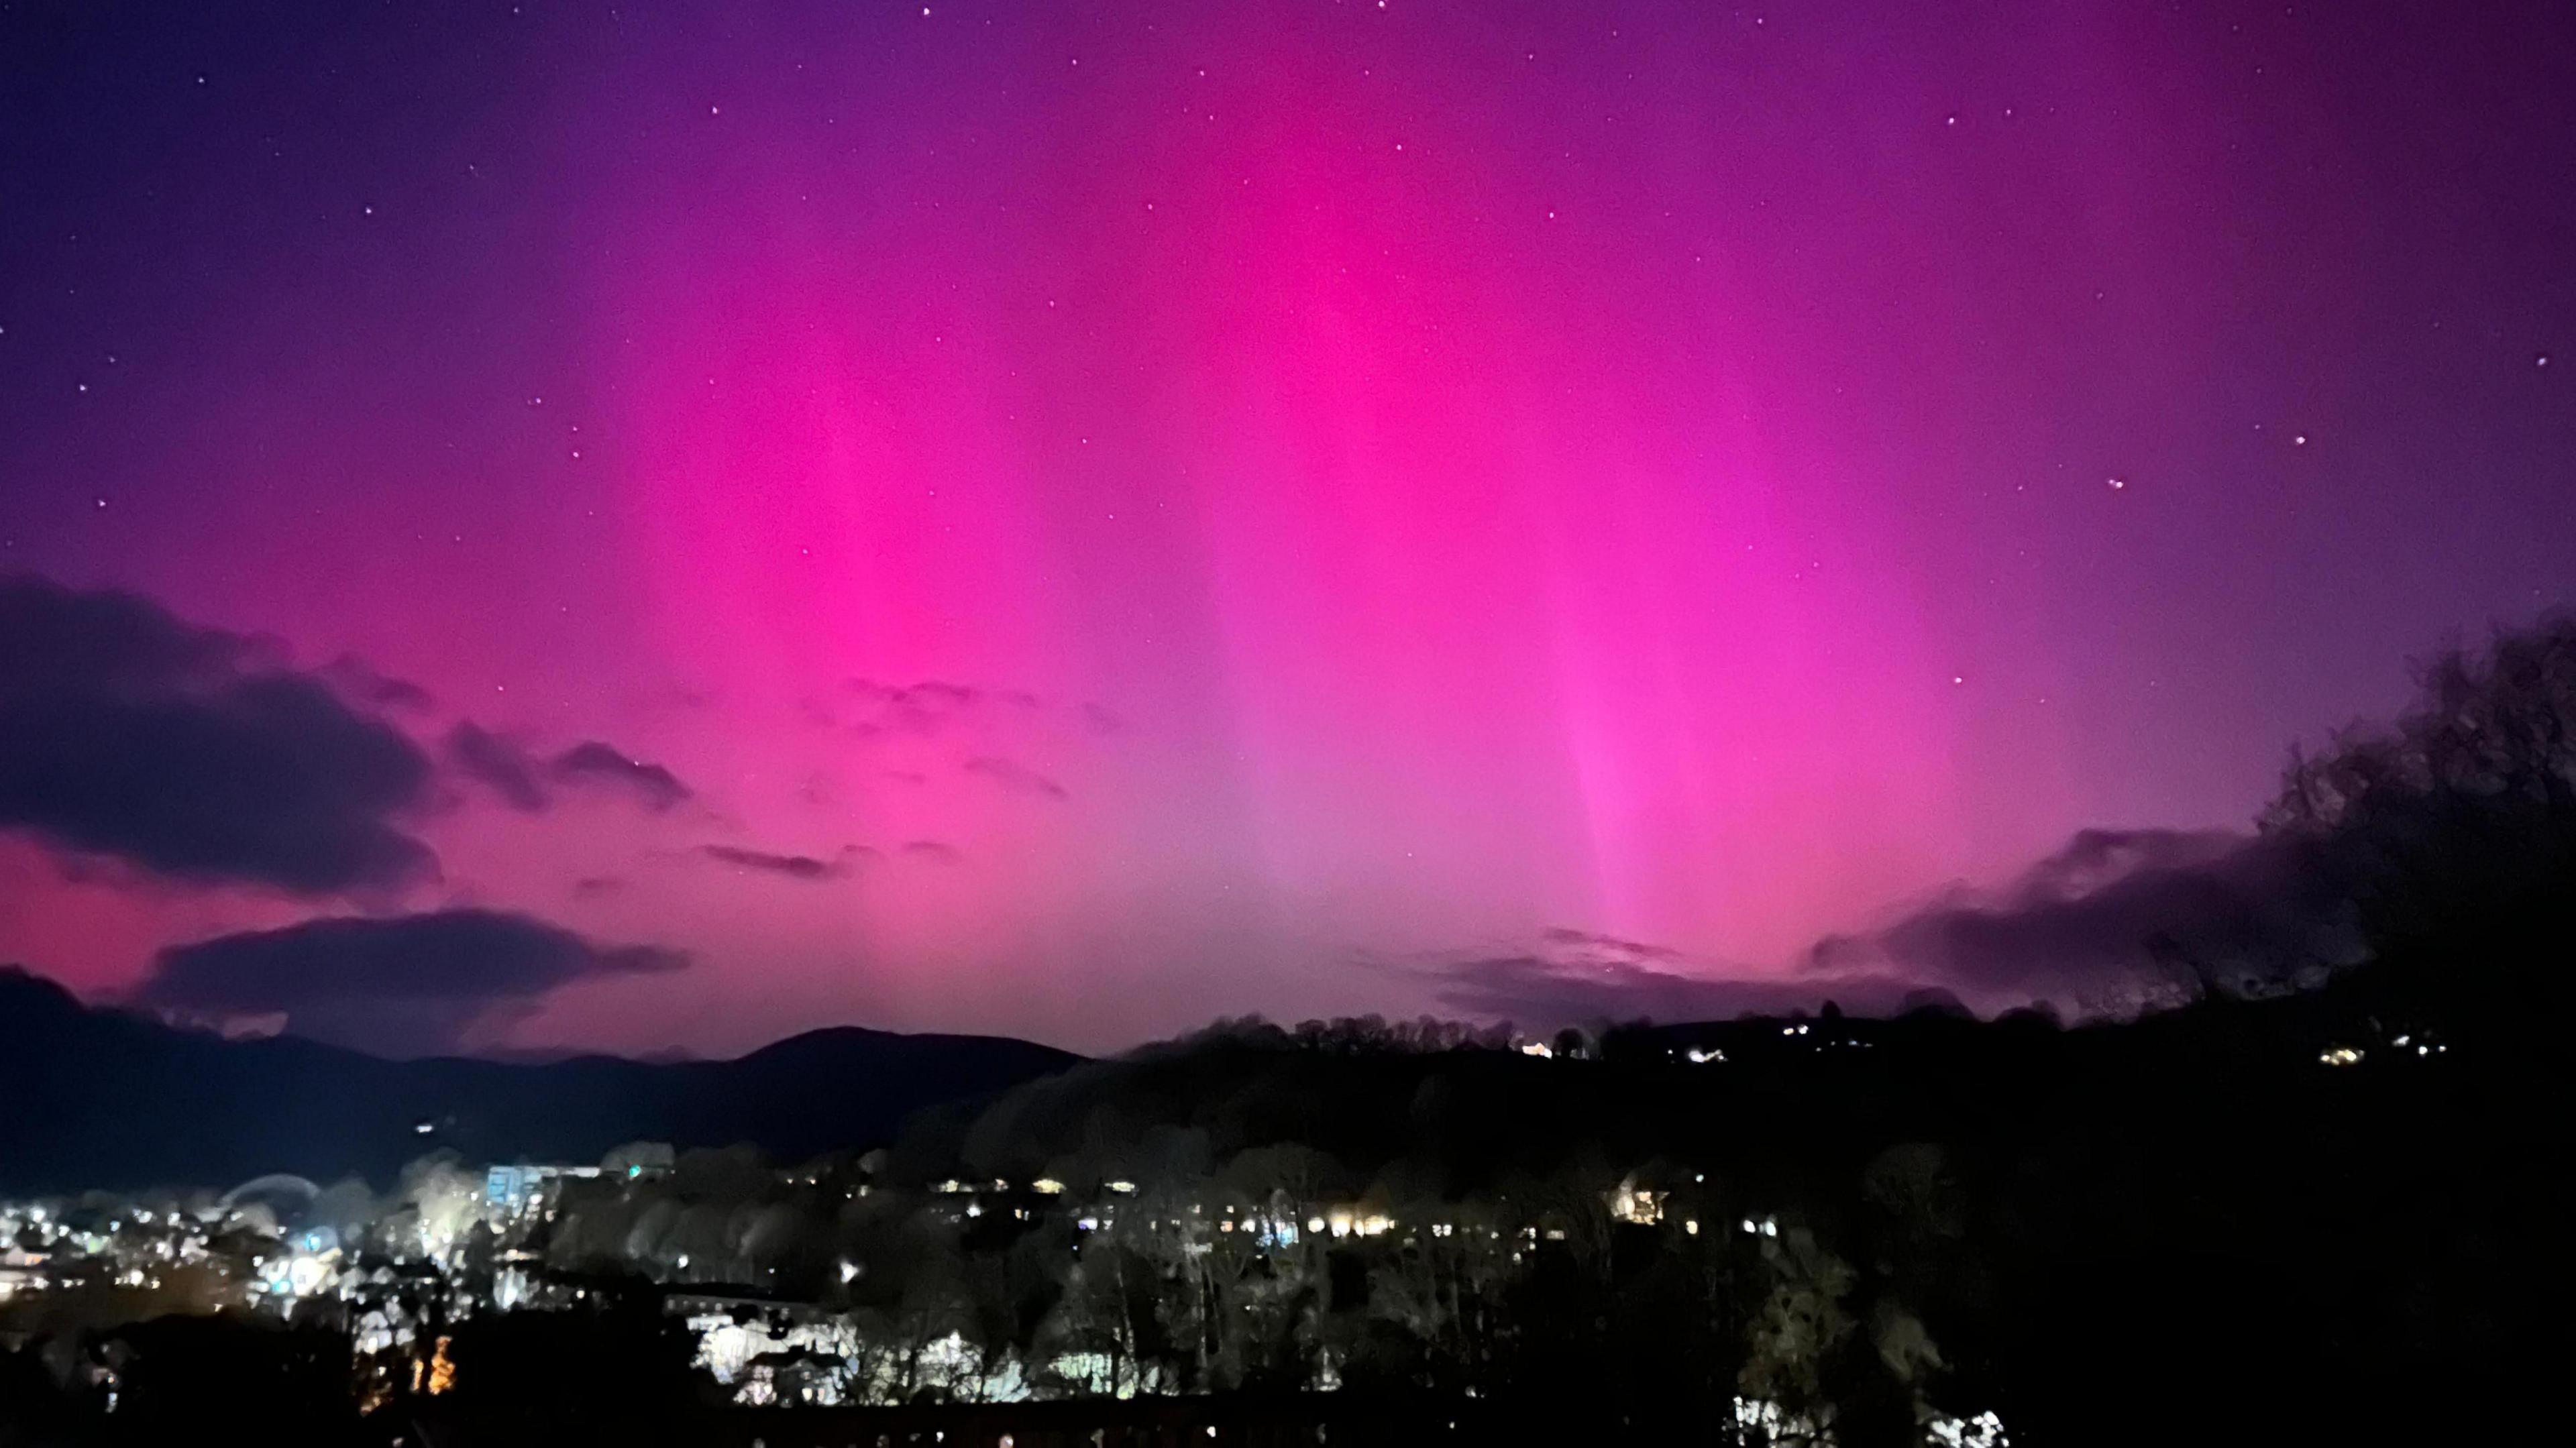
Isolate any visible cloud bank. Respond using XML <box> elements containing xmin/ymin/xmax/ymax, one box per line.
<box><xmin>0</xmin><ymin>575</ymin><xmax>438</xmax><ymax>895</ymax></box>
<box><xmin>551</xmin><ymin>740</ymin><xmax>691</xmax><ymax>812</ymax></box>
<box><xmin>1409</xmin><ymin>828</ymin><xmax>2369</xmax><ymax>1029</ymax></box>
<box><xmin>136</xmin><ymin>907</ymin><xmax>688</xmax><ymax>1056</ymax></box>
<box><xmin>448</xmin><ymin>724</ymin><xmax>691</xmax><ymax>814</ymax></box>
<box><xmin>1805</xmin><ymin>827</ymin><xmax>2365</xmax><ymax>1003</ymax></box>
<box><xmin>1405</xmin><ymin>929</ymin><xmax>1915</xmax><ymax>1029</ymax></box>
<box><xmin>698</xmin><ymin>844</ymin><xmax>865</xmax><ymax>881</ymax></box>
<box><xmin>963</xmin><ymin>755</ymin><xmax>1069</xmax><ymax>801</ymax></box>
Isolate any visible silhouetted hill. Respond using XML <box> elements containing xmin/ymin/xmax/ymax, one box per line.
<box><xmin>863</xmin><ymin>974</ymin><xmax>2548</xmax><ymax>1443</ymax></box>
<box><xmin>0</xmin><ymin>967</ymin><xmax>1080</xmax><ymax>1194</ymax></box>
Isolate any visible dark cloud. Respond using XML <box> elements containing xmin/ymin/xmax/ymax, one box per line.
<box><xmin>843</xmin><ymin>678</ymin><xmax>1049</xmax><ymax>738</ymax></box>
<box><xmin>320</xmin><ymin>656</ymin><xmax>436</xmax><ymax>713</ymax></box>
<box><xmin>1082</xmin><ymin>702</ymin><xmax>1125</xmax><ymax>735</ymax></box>
<box><xmin>877</xmin><ymin>679</ymin><xmax>981</xmax><ymax>708</ymax></box>
<box><xmin>698</xmin><ymin>843</ymin><xmax>862</xmax><ymax>881</ymax></box>
<box><xmin>1405</xmin><ymin>932</ymin><xmax>1913</xmax><ymax>1029</ymax></box>
<box><xmin>847</xmin><ymin>677</ymin><xmax>987</xmax><ymax>735</ymax></box>
<box><xmin>1538</xmin><ymin>926</ymin><xmax>1684</xmax><ymax>962</ymax></box>
<box><xmin>963</xmin><ymin>755</ymin><xmax>1069</xmax><ymax>801</ymax></box>
<box><xmin>549</xmin><ymin>740</ymin><xmax>690</xmax><ymax>812</ymax></box>
<box><xmin>445</xmin><ymin>722</ymin><xmax>549</xmax><ymax>812</ymax></box>
<box><xmin>136</xmin><ymin>907</ymin><xmax>688</xmax><ymax>1056</ymax></box>
<box><xmin>445</xmin><ymin>725</ymin><xmax>690</xmax><ymax>815</ymax></box>
<box><xmin>570</xmin><ymin>875</ymin><xmax>628</xmax><ymax>899</ymax></box>
<box><xmin>900</xmin><ymin>839</ymin><xmax>963</xmax><ymax>865</ymax></box>
<box><xmin>0</xmin><ymin>575</ymin><xmax>437</xmax><ymax>895</ymax></box>
<box><xmin>1415</xmin><ymin>830</ymin><xmax>2368</xmax><ymax>1029</ymax></box>
<box><xmin>1803</xmin><ymin>828</ymin><xmax>2364</xmax><ymax>1003</ymax></box>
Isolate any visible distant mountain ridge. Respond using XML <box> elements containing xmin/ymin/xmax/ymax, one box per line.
<box><xmin>0</xmin><ymin>967</ymin><xmax>1081</xmax><ymax>1194</ymax></box>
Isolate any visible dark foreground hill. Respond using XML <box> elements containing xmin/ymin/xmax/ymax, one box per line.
<box><xmin>0</xmin><ymin>967</ymin><xmax>1079</xmax><ymax>1194</ymax></box>
<box><xmin>859</xmin><ymin>977</ymin><xmax>2556</xmax><ymax>1445</ymax></box>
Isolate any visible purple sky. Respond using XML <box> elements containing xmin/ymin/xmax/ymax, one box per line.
<box><xmin>1</xmin><ymin>1</ymin><xmax>2569</xmax><ymax>1056</ymax></box>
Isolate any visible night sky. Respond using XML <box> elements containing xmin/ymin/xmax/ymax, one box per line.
<box><xmin>3</xmin><ymin>1</ymin><xmax>2569</xmax><ymax>1057</ymax></box>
